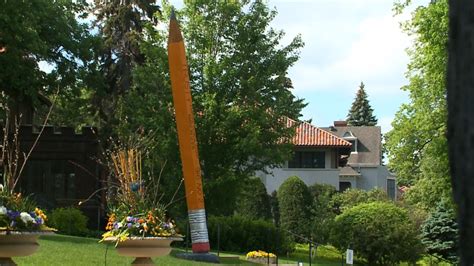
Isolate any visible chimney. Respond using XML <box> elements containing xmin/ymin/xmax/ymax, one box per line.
<box><xmin>334</xmin><ymin>120</ymin><xmax>348</xmax><ymax>127</ymax></box>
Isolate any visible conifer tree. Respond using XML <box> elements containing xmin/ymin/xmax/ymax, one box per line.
<box><xmin>421</xmin><ymin>201</ymin><xmax>459</xmax><ymax>263</ymax></box>
<box><xmin>346</xmin><ymin>82</ymin><xmax>378</xmax><ymax>126</ymax></box>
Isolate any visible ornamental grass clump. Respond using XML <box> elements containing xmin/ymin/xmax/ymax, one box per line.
<box><xmin>100</xmin><ymin>138</ymin><xmax>181</xmax><ymax>244</ymax></box>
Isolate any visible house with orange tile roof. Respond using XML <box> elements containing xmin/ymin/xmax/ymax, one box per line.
<box><xmin>258</xmin><ymin>119</ymin><xmax>396</xmax><ymax>199</ymax></box>
<box><xmin>258</xmin><ymin>118</ymin><xmax>352</xmax><ymax>192</ymax></box>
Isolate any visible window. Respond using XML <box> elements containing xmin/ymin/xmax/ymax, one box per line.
<box><xmin>343</xmin><ymin>131</ymin><xmax>358</xmax><ymax>153</ymax></box>
<box><xmin>339</xmin><ymin>181</ymin><xmax>352</xmax><ymax>192</ymax></box>
<box><xmin>387</xmin><ymin>179</ymin><xmax>396</xmax><ymax>200</ymax></box>
<box><xmin>288</xmin><ymin>151</ymin><xmax>325</xmax><ymax>168</ymax></box>
<box><xmin>348</xmin><ymin>139</ymin><xmax>357</xmax><ymax>153</ymax></box>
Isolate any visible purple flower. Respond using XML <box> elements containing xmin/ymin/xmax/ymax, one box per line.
<box><xmin>127</xmin><ymin>223</ymin><xmax>132</xmax><ymax>229</ymax></box>
<box><xmin>126</xmin><ymin>216</ymin><xmax>133</xmax><ymax>222</ymax></box>
<box><xmin>7</xmin><ymin>210</ymin><xmax>19</xmax><ymax>220</ymax></box>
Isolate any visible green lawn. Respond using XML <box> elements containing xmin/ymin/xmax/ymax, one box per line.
<box><xmin>14</xmin><ymin>234</ymin><xmax>346</xmax><ymax>265</ymax></box>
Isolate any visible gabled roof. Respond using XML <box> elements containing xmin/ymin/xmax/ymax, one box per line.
<box><xmin>286</xmin><ymin>118</ymin><xmax>352</xmax><ymax>147</ymax></box>
<box><xmin>322</xmin><ymin>125</ymin><xmax>382</xmax><ymax>165</ymax></box>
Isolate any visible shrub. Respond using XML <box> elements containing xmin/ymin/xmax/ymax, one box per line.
<box><xmin>331</xmin><ymin>188</ymin><xmax>388</xmax><ymax>213</ymax></box>
<box><xmin>49</xmin><ymin>207</ymin><xmax>89</xmax><ymax>236</ymax></box>
<box><xmin>421</xmin><ymin>201</ymin><xmax>459</xmax><ymax>263</ymax></box>
<box><xmin>207</xmin><ymin>215</ymin><xmax>291</xmax><ymax>255</ymax></box>
<box><xmin>330</xmin><ymin>202</ymin><xmax>423</xmax><ymax>265</ymax></box>
<box><xmin>278</xmin><ymin>176</ymin><xmax>312</xmax><ymax>242</ymax></box>
<box><xmin>308</xmin><ymin>184</ymin><xmax>337</xmax><ymax>244</ymax></box>
<box><xmin>235</xmin><ymin>177</ymin><xmax>271</xmax><ymax>220</ymax></box>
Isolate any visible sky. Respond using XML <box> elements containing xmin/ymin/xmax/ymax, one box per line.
<box><xmin>169</xmin><ymin>0</ymin><xmax>425</xmax><ymax>133</ymax></box>
<box><xmin>41</xmin><ymin>0</ymin><xmax>425</xmax><ymax>134</ymax></box>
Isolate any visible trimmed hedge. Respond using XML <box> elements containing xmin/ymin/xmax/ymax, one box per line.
<box><xmin>207</xmin><ymin>215</ymin><xmax>291</xmax><ymax>255</ymax></box>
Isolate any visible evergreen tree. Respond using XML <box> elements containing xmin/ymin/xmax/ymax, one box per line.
<box><xmin>346</xmin><ymin>82</ymin><xmax>378</xmax><ymax>126</ymax></box>
<box><xmin>421</xmin><ymin>201</ymin><xmax>459</xmax><ymax>263</ymax></box>
<box><xmin>91</xmin><ymin>0</ymin><xmax>160</xmax><ymax>136</ymax></box>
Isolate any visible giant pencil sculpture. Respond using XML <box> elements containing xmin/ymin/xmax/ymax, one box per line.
<box><xmin>168</xmin><ymin>11</ymin><xmax>210</xmax><ymax>253</ymax></box>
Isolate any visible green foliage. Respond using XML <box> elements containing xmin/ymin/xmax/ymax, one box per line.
<box><xmin>235</xmin><ymin>178</ymin><xmax>271</xmax><ymax>220</ymax></box>
<box><xmin>346</xmin><ymin>82</ymin><xmax>377</xmax><ymax>126</ymax></box>
<box><xmin>278</xmin><ymin>176</ymin><xmax>312</xmax><ymax>242</ymax></box>
<box><xmin>117</xmin><ymin>1</ymin><xmax>306</xmax><ymax>216</ymax></box>
<box><xmin>182</xmin><ymin>1</ymin><xmax>306</xmax><ymax>215</ymax></box>
<box><xmin>386</xmin><ymin>0</ymin><xmax>451</xmax><ymax>209</ymax></box>
<box><xmin>331</xmin><ymin>202</ymin><xmax>423</xmax><ymax>265</ymax></box>
<box><xmin>0</xmin><ymin>0</ymin><xmax>90</xmax><ymax>105</ymax></box>
<box><xmin>421</xmin><ymin>201</ymin><xmax>459</xmax><ymax>263</ymax></box>
<box><xmin>308</xmin><ymin>184</ymin><xmax>337</xmax><ymax>244</ymax></box>
<box><xmin>89</xmin><ymin>0</ymin><xmax>160</xmax><ymax>137</ymax></box>
<box><xmin>331</xmin><ymin>188</ymin><xmax>389</xmax><ymax>214</ymax></box>
<box><xmin>207</xmin><ymin>215</ymin><xmax>292</xmax><ymax>255</ymax></box>
<box><xmin>49</xmin><ymin>207</ymin><xmax>89</xmax><ymax>236</ymax></box>
<box><xmin>269</xmin><ymin>190</ymin><xmax>280</xmax><ymax>227</ymax></box>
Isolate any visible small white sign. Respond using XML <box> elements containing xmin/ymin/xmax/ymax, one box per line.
<box><xmin>346</xmin><ymin>249</ymin><xmax>354</xmax><ymax>265</ymax></box>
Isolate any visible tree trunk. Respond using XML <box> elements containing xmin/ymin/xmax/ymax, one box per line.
<box><xmin>447</xmin><ymin>1</ymin><xmax>474</xmax><ymax>265</ymax></box>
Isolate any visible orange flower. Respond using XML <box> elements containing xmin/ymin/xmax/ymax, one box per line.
<box><xmin>138</xmin><ymin>218</ymin><xmax>145</xmax><ymax>224</ymax></box>
<box><xmin>105</xmin><ymin>214</ymin><xmax>116</xmax><ymax>231</ymax></box>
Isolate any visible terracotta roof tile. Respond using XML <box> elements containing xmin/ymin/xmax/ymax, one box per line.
<box><xmin>287</xmin><ymin>118</ymin><xmax>352</xmax><ymax>147</ymax></box>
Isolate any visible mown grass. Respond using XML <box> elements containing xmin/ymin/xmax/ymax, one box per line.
<box><xmin>13</xmin><ymin>234</ymin><xmax>346</xmax><ymax>265</ymax></box>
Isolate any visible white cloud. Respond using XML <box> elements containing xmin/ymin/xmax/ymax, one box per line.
<box><xmin>288</xmin><ymin>13</ymin><xmax>411</xmax><ymax>96</ymax></box>
<box><xmin>379</xmin><ymin>116</ymin><xmax>394</xmax><ymax>134</ymax></box>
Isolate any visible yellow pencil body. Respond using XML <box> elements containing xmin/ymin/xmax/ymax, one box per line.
<box><xmin>168</xmin><ymin>13</ymin><xmax>210</xmax><ymax>253</ymax></box>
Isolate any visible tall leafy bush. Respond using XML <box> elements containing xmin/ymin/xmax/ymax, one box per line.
<box><xmin>235</xmin><ymin>178</ymin><xmax>271</xmax><ymax>220</ymax></box>
<box><xmin>331</xmin><ymin>202</ymin><xmax>423</xmax><ymax>265</ymax></box>
<box><xmin>278</xmin><ymin>176</ymin><xmax>312</xmax><ymax>242</ymax></box>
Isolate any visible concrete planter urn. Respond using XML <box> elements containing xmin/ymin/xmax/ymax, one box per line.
<box><xmin>104</xmin><ymin>237</ymin><xmax>183</xmax><ymax>266</ymax></box>
<box><xmin>0</xmin><ymin>232</ymin><xmax>52</xmax><ymax>266</ymax></box>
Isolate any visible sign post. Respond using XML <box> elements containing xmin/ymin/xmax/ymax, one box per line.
<box><xmin>346</xmin><ymin>249</ymin><xmax>353</xmax><ymax>265</ymax></box>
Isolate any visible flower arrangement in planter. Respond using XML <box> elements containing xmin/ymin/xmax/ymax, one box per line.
<box><xmin>99</xmin><ymin>138</ymin><xmax>182</xmax><ymax>265</ymax></box>
<box><xmin>246</xmin><ymin>250</ymin><xmax>277</xmax><ymax>264</ymax></box>
<box><xmin>0</xmin><ymin>96</ymin><xmax>55</xmax><ymax>265</ymax></box>
<box><xmin>0</xmin><ymin>191</ymin><xmax>50</xmax><ymax>232</ymax></box>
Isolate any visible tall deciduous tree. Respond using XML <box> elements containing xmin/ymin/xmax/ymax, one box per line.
<box><xmin>386</xmin><ymin>0</ymin><xmax>452</xmax><ymax>209</ymax></box>
<box><xmin>0</xmin><ymin>0</ymin><xmax>90</xmax><ymax>116</ymax></box>
<box><xmin>183</xmin><ymin>1</ymin><xmax>305</xmax><ymax>215</ymax></box>
<box><xmin>115</xmin><ymin>1</ymin><xmax>306</xmax><ymax>216</ymax></box>
<box><xmin>346</xmin><ymin>82</ymin><xmax>377</xmax><ymax>126</ymax></box>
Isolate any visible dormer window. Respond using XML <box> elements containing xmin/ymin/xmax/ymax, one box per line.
<box><xmin>343</xmin><ymin>131</ymin><xmax>358</xmax><ymax>153</ymax></box>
